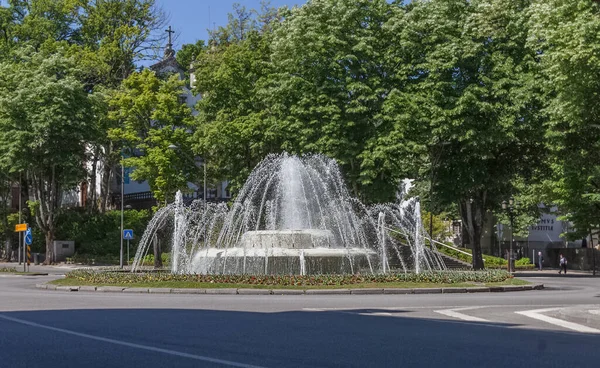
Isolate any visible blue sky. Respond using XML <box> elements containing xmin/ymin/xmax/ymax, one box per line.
<box><xmin>156</xmin><ymin>0</ymin><xmax>305</xmax><ymax>48</ymax></box>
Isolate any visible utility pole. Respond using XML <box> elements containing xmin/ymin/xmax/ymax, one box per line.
<box><xmin>502</xmin><ymin>198</ymin><xmax>515</xmax><ymax>273</ymax></box>
<box><xmin>18</xmin><ymin>173</ymin><xmax>21</xmax><ymax>265</ymax></box>
<box><xmin>120</xmin><ymin>161</ymin><xmax>124</xmax><ymax>269</ymax></box>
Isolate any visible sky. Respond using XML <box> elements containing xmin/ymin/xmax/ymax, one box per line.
<box><xmin>156</xmin><ymin>0</ymin><xmax>305</xmax><ymax>49</ymax></box>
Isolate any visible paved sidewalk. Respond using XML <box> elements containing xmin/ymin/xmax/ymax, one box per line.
<box><xmin>0</xmin><ymin>261</ymin><xmax>106</xmax><ymax>275</ymax></box>
<box><xmin>514</xmin><ymin>269</ymin><xmax>598</xmax><ymax>278</ymax></box>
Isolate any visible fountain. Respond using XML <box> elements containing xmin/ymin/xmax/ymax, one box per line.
<box><xmin>131</xmin><ymin>154</ymin><xmax>446</xmax><ymax>274</ymax></box>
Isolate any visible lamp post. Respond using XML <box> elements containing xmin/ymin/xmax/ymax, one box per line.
<box><xmin>502</xmin><ymin>198</ymin><xmax>515</xmax><ymax>273</ymax></box>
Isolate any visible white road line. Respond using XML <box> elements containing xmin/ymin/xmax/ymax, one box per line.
<box><xmin>302</xmin><ymin>305</ymin><xmax>564</xmax><ymax>312</ymax></box>
<box><xmin>433</xmin><ymin>307</ymin><xmax>489</xmax><ymax>322</ymax></box>
<box><xmin>516</xmin><ymin>308</ymin><xmax>600</xmax><ymax>334</ymax></box>
<box><xmin>0</xmin><ymin>314</ymin><xmax>265</xmax><ymax>368</ymax></box>
<box><xmin>358</xmin><ymin>312</ymin><xmax>393</xmax><ymax>316</ymax></box>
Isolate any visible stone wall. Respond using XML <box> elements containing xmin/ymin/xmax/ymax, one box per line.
<box><xmin>545</xmin><ymin>248</ymin><xmax>600</xmax><ymax>271</ymax></box>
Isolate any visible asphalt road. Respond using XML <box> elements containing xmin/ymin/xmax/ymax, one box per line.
<box><xmin>0</xmin><ymin>270</ymin><xmax>599</xmax><ymax>368</ymax></box>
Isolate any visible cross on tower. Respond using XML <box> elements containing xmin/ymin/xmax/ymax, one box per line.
<box><xmin>164</xmin><ymin>25</ymin><xmax>175</xmax><ymax>59</ymax></box>
<box><xmin>166</xmin><ymin>25</ymin><xmax>174</xmax><ymax>47</ymax></box>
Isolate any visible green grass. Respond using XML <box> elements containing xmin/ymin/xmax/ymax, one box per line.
<box><xmin>485</xmin><ymin>278</ymin><xmax>531</xmax><ymax>286</ymax></box>
<box><xmin>0</xmin><ymin>267</ymin><xmax>17</xmax><ymax>273</ymax></box>
<box><xmin>437</xmin><ymin>244</ymin><xmax>535</xmax><ymax>269</ymax></box>
<box><xmin>50</xmin><ymin>277</ymin><xmax>530</xmax><ymax>289</ymax></box>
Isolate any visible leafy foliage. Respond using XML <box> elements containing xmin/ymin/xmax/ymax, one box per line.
<box><xmin>108</xmin><ymin>69</ymin><xmax>196</xmax><ymax>204</ymax></box>
<box><xmin>528</xmin><ymin>0</ymin><xmax>600</xmax><ymax>239</ymax></box>
<box><xmin>55</xmin><ymin>209</ymin><xmax>151</xmax><ymax>257</ymax></box>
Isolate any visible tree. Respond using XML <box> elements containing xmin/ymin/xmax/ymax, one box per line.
<box><xmin>380</xmin><ymin>0</ymin><xmax>545</xmax><ymax>269</ymax></box>
<box><xmin>264</xmin><ymin>0</ymin><xmax>395</xmax><ymax>201</ymax></box>
<box><xmin>192</xmin><ymin>3</ymin><xmax>285</xmax><ymax>194</ymax></box>
<box><xmin>0</xmin><ymin>0</ymin><xmax>169</xmax><ymax>214</ymax></box>
<box><xmin>176</xmin><ymin>39</ymin><xmax>206</xmax><ymax>81</ymax></box>
<box><xmin>528</xmin><ymin>0</ymin><xmax>600</xmax><ymax>240</ymax></box>
<box><xmin>0</xmin><ymin>50</ymin><xmax>94</xmax><ymax>264</ymax></box>
<box><xmin>192</xmin><ymin>31</ymin><xmax>278</xmax><ymax>194</ymax></box>
<box><xmin>0</xmin><ymin>171</ymin><xmax>15</xmax><ymax>261</ymax></box>
<box><xmin>108</xmin><ymin>69</ymin><xmax>195</xmax><ymax>204</ymax></box>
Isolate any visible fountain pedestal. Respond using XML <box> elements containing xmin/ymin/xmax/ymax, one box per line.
<box><xmin>190</xmin><ymin>229</ymin><xmax>377</xmax><ymax>275</ymax></box>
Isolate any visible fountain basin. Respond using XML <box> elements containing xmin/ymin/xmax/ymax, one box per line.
<box><xmin>190</xmin><ymin>246</ymin><xmax>378</xmax><ymax>275</ymax></box>
<box><xmin>240</xmin><ymin>229</ymin><xmax>334</xmax><ymax>249</ymax></box>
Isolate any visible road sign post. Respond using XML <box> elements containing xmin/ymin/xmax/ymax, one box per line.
<box><xmin>15</xmin><ymin>223</ymin><xmax>27</xmax><ymax>266</ymax></box>
<box><xmin>123</xmin><ymin>230</ymin><xmax>134</xmax><ymax>267</ymax></box>
<box><xmin>24</xmin><ymin>228</ymin><xmax>32</xmax><ymax>272</ymax></box>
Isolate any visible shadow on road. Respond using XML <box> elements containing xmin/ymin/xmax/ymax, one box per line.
<box><xmin>1</xmin><ymin>308</ymin><xmax>599</xmax><ymax>368</ymax></box>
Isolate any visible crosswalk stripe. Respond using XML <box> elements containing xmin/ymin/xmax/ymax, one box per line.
<box><xmin>516</xmin><ymin>308</ymin><xmax>600</xmax><ymax>334</ymax></box>
<box><xmin>433</xmin><ymin>307</ymin><xmax>489</xmax><ymax>322</ymax></box>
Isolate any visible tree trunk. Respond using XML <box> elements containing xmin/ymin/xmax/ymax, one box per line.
<box><xmin>44</xmin><ymin>228</ymin><xmax>55</xmax><ymax>265</ymax></box>
<box><xmin>153</xmin><ymin>235</ymin><xmax>162</xmax><ymax>269</ymax></box>
<box><xmin>87</xmin><ymin>145</ymin><xmax>100</xmax><ymax>213</ymax></box>
<box><xmin>3</xmin><ymin>237</ymin><xmax>11</xmax><ymax>262</ymax></box>
<box><xmin>460</xmin><ymin>197</ymin><xmax>485</xmax><ymax>270</ymax></box>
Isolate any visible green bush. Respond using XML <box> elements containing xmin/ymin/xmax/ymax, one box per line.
<box><xmin>133</xmin><ymin>253</ymin><xmax>171</xmax><ymax>266</ymax></box>
<box><xmin>64</xmin><ymin>269</ymin><xmax>512</xmax><ymax>285</ymax></box>
<box><xmin>437</xmin><ymin>244</ymin><xmax>508</xmax><ymax>266</ymax></box>
<box><xmin>516</xmin><ymin>257</ymin><xmax>531</xmax><ymax>266</ymax></box>
<box><xmin>55</xmin><ymin>208</ymin><xmax>152</xmax><ymax>257</ymax></box>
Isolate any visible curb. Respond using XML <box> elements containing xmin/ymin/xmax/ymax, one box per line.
<box><xmin>36</xmin><ymin>283</ymin><xmax>544</xmax><ymax>295</ymax></box>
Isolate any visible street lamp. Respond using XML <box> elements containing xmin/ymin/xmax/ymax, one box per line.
<box><xmin>502</xmin><ymin>198</ymin><xmax>515</xmax><ymax>273</ymax></box>
<box><xmin>167</xmin><ymin>144</ymin><xmax>206</xmax><ymax>207</ymax></box>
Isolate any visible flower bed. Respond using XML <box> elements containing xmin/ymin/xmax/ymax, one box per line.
<box><xmin>63</xmin><ymin>269</ymin><xmax>511</xmax><ymax>286</ymax></box>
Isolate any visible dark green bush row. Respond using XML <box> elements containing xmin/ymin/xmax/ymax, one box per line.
<box><xmin>55</xmin><ymin>209</ymin><xmax>151</xmax><ymax>256</ymax></box>
<box><xmin>64</xmin><ymin>269</ymin><xmax>511</xmax><ymax>286</ymax></box>
<box><xmin>0</xmin><ymin>267</ymin><xmax>16</xmax><ymax>272</ymax></box>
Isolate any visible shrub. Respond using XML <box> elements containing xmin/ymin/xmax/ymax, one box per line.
<box><xmin>54</xmin><ymin>208</ymin><xmax>152</xmax><ymax>257</ymax></box>
<box><xmin>437</xmin><ymin>244</ymin><xmax>508</xmax><ymax>267</ymax></box>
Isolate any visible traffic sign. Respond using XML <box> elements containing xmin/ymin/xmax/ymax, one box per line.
<box><xmin>123</xmin><ymin>229</ymin><xmax>134</xmax><ymax>240</ymax></box>
<box><xmin>15</xmin><ymin>223</ymin><xmax>27</xmax><ymax>232</ymax></box>
<box><xmin>24</xmin><ymin>228</ymin><xmax>32</xmax><ymax>245</ymax></box>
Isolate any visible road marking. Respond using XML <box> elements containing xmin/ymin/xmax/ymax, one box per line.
<box><xmin>358</xmin><ymin>312</ymin><xmax>393</xmax><ymax>316</ymax></box>
<box><xmin>0</xmin><ymin>314</ymin><xmax>266</xmax><ymax>368</ymax></box>
<box><xmin>516</xmin><ymin>308</ymin><xmax>600</xmax><ymax>334</ymax></box>
<box><xmin>433</xmin><ymin>307</ymin><xmax>489</xmax><ymax>322</ymax></box>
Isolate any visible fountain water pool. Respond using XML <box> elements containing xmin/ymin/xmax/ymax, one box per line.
<box><xmin>131</xmin><ymin>154</ymin><xmax>446</xmax><ymax>275</ymax></box>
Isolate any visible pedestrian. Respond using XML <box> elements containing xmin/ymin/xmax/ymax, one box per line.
<box><xmin>558</xmin><ymin>254</ymin><xmax>567</xmax><ymax>274</ymax></box>
<box><xmin>538</xmin><ymin>251</ymin><xmax>543</xmax><ymax>271</ymax></box>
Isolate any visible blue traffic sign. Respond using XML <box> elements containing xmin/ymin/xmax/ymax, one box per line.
<box><xmin>123</xmin><ymin>229</ymin><xmax>134</xmax><ymax>240</ymax></box>
<box><xmin>24</xmin><ymin>228</ymin><xmax>32</xmax><ymax>245</ymax></box>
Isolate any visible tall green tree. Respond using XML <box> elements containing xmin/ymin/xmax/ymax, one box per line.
<box><xmin>529</xmin><ymin>0</ymin><xmax>600</xmax><ymax>240</ymax></box>
<box><xmin>192</xmin><ymin>31</ymin><xmax>278</xmax><ymax>193</ymax></box>
<box><xmin>0</xmin><ymin>0</ymin><xmax>168</xmax><ymax>213</ymax></box>
<box><xmin>109</xmin><ymin>69</ymin><xmax>195</xmax><ymax>204</ymax></box>
<box><xmin>265</xmin><ymin>0</ymin><xmax>395</xmax><ymax>201</ymax></box>
<box><xmin>192</xmin><ymin>3</ymin><xmax>284</xmax><ymax>194</ymax></box>
<box><xmin>0</xmin><ymin>50</ymin><xmax>94</xmax><ymax>264</ymax></box>
<box><xmin>381</xmin><ymin>0</ymin><xmax>545</xmax><ymax>268</ymax></box>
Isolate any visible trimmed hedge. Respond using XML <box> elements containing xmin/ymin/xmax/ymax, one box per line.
<box><xmin>64</xmin><ymin>269</ymin><xmax>512</xmax><ymax>286</ymax></box>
